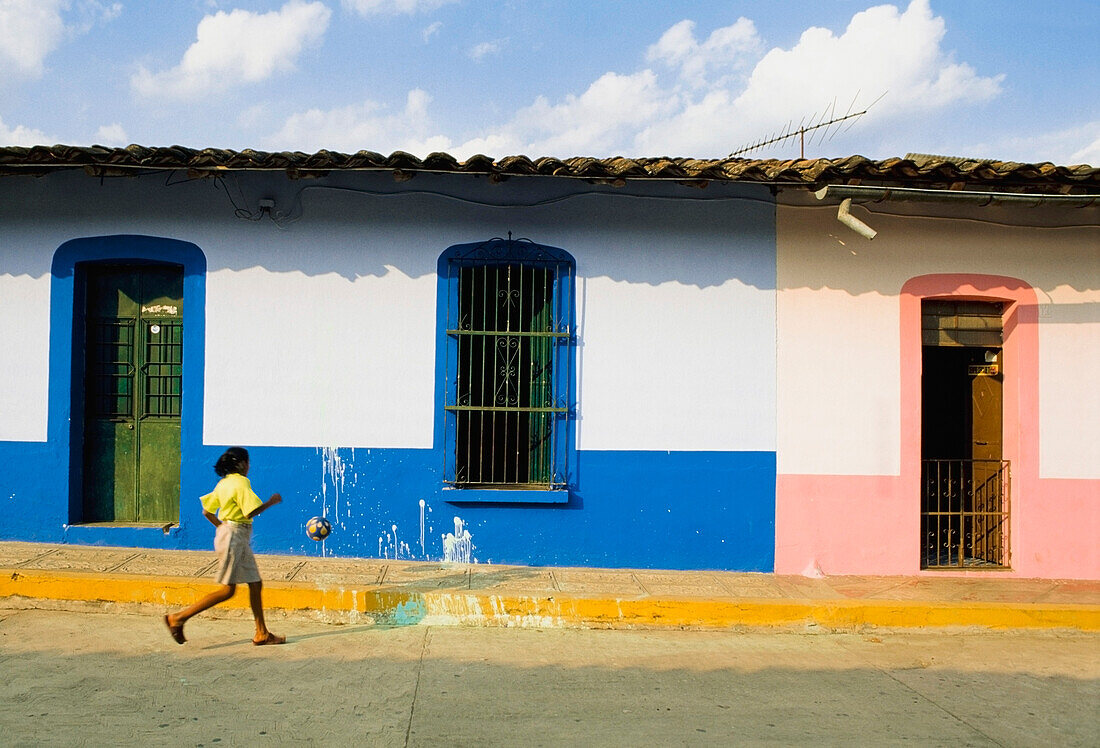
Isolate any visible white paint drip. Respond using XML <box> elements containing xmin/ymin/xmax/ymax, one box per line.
<box><xmin>319</xmin><ymin>447</ymin><xmax>346</xmax><ymax>523</ymax></box>
<box><xmin>419</xmin><ymin>499</ymin><xmax>426</xmax><ymax>557</ymax></box>
<box><xmin>442</xmin><ymin>516</ymin><xmax>473</xmax><ymax>564</ymax></box>
<box><xmin>392</xmin><ymin>524</ymin><xmax>399</xmax><ymax>559</ymax></box>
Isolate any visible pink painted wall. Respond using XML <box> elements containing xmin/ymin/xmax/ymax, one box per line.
<box><xmin>777</xmin><ymin>272</ymin><xmax>1099</xmax><ymax>579</ymax></box>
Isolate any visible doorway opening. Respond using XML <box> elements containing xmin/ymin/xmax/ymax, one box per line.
<box><xmin>921</xmin><ymin>300</ymin><xmax>1009</xmax><ymax>569</ymax></box>
<box><xmin>78</xmin><ymin>263</ymin><xmax>183</xmax><ymax>524</ymax></box>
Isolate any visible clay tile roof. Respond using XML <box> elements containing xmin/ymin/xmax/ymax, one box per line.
<box><xmin>0</xmin><ymin>144</ymin><xmax>1096</xmax><ymax>193</ymax></box>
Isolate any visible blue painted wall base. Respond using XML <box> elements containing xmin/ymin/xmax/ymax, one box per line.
<box><xmin>0</xmin><ymin>443</ymin><xmax>775</xmax><ymax>572</ymax></box>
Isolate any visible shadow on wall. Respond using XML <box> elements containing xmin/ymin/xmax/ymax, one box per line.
<box><xmin>3</xmin><ymin>169</ymin><xmax>777</xmax><ymax>290</ymax></box>
<box><xmin>3</xmin><ymin>169</ymin><xmax>1095</xmax><ymax>295</ymax></box>
<box><xmin>778</xmin><ymin>201</ymin><xmax>1100</xmax><ymax>296</ymax></box>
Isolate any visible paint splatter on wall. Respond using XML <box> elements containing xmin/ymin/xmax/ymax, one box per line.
<box><xmin>442</xmin><ymin>517</ymin><xmax>473</xmax><ymax>563</ymax></box>
<box><xmin>319</xmin><ymin>446</ymin><xmax>346</xmax><ymax>523</ymax></box>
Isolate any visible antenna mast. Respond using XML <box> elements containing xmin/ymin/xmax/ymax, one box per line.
<box><xmin>729</xmin><ymin>92</ymin><xmax>885</xmax><ymax>159</ymax></box>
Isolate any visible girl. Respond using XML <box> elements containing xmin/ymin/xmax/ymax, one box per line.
<box><xmin>164</xmin><ymin>446</ymin><xmax>285</xmax><ymax>645</ymax></box>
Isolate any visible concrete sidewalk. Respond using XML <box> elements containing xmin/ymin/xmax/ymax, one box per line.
<box><xmin>2</xmin><ymin>542</ymin><xmax>1098</xmax><ymax>631</ymax></box>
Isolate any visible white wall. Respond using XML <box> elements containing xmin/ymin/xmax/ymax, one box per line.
<box><xmin>0</xmin><ymin>269</ymin><xmax>51</xmax><ymax>441</ymax></box>
<box><xmin>0</xmin><ymin>171</ymin><xmax>777</xmax><ymax>453</ymax></box>
<box><xmin>1038</xmin><ymin>284</ymin><xmax>1100</xmax><ymax>478</ymax></box>
<box><xmin>777</xmin><ymin>201</ymin><xmax>1100</xmax><ymax>479</ymax></box>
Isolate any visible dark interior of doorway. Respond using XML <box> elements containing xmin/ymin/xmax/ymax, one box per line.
<box><xmin>922</xmin><ymin>347</ymin><xmax>977</xmax><ymax>461</ymax></box>
<box><xmin>921</xmin><ymin>344</ymin><xmax>1008</xmax><ymax>569</ymax></box>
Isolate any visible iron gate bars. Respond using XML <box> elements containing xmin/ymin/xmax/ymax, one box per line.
<box><xmin>443</xmin><ymin>238</ymin><xmax>574</xmax><ymax>489</ymax></box>
<box><xmin>921</xmin><ymin>459</ymin><xmax>1010</xmax><ymax>568</ymax></box>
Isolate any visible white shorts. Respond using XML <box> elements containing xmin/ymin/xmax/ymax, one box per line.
<box><xmin>212</xmin><ymin>521</ymin><xmax>262</xmax><ymax>585</ymax></box>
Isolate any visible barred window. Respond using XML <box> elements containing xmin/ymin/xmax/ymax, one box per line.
<box><xmin>441</xmin><ymin>238</ymin><xmax>574</xmax><ymax>491</ymax></box>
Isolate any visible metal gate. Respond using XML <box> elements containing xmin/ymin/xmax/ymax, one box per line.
<box><xmin>921</xmin><ymin>459</ymin><xmax>1010</xmax><ymax>568</ymax></box>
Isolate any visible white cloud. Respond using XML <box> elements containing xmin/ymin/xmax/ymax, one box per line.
<box><xmin>132</xmin><ymin>1</ymin><xmax>331</xmax><ymax>99</ymax></box>
<box><xmin>95</xmin><ymin>122</ymin><xmax>128</xmax><ymax>145</ymax></box>
<box><xmin>237</xmin><ymin>103</ymin><xmax>273</xmax><ymax>131</ymax></box>
<box><xmin>968</xmin><ymin>120</ymin><xmax>1100</xmax><ymax>166</ymax></box>
<box><xmin>0</xmin><ymin>115</ymin><xmax>51</xmax><ymax>145</ymax></box>
<box><xmin>343</xmin><ymin>0</ymin><xmax>457</xmax><ymax>16</ymax></box>
<box><xmin>69</xmin><ymin>1</ymin><xmax>122</xmax><ymax>33</ymax></box>
<box><xmin>422</xmin><ymin>21</ymin><xmax>442</xmax><ymax>42</ymax></box>
<box><xmin>96</xmin><ymin>1</ymin><xmax>121</xmax><ymax>22</ymax></box>
<box><xmin>647</xmin><ymin>18</ymin><xmax>762</xmax><ymax>88</ymax></box>
<box><xmin>0</xmin><ymin>1</ymin><xmax>123</xmax><ymax>78</ymax></box>
<box><xmin>447</xmin><ymin>0</ymin><xmax>1004</xmax><ymax>160</ymax></box>
<box><xmin>266</xmin><ymin>0</ymin><xmax>1006</xmax><ymax>162</ymax></box>
<box><xmin>0</xmin><ymin>0</ymin><xmax>67</xmax><ymax>77</ymax></box>
<box><xmin>498</xmin><ymin>71</ymin><xmax>674</xmax><ymax>158</ymax></box>
<box><xmin>1071</xmin><ymin>135</ymin><xmax>1100</xmax><ymax>167</ymax></box>
<box><xmin>445</xmin><ymin>71</ymin><xmax>673</xmax><ymax>159</ymax></box>
<box><xmin>468</xmin><ymin>39</ymin><xmax>504</xmax><ymax>61</ymax></box>
<box><xmin>263</xmin><ymin>89</ymin><xmax>452</xmax><ymax>154</ymax></box>
<box><xmin>636</xmin><ymin>0</ymin><xmax>1004</xmax><ymax>157</ymax></box>
<box><xmin>739</xmin><ymin>0</ymin><xmax>1001</xmax><ymax>115</ymax></box>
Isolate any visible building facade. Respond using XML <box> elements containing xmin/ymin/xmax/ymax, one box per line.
<box><xmin>1</xmin><ymin>146</ymin><xmax>1096</xmax><ymax>579</ymax></box>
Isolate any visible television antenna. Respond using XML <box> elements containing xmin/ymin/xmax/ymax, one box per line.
<box><xmin>729</xmin><ymin>91</ymin><xmax>886</xmax><ymax>159</ymax></box>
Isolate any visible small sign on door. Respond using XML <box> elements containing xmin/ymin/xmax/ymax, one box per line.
<box><xmin>969</xmin><ymin>364</ymin><xmax>999</xmax><ymax>376</ymax></box>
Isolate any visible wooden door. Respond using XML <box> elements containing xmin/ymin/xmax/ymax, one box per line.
<box><xmin>969</xmin><ymin>351</ymin><xmax>1003</xmax><ymax>562</ymax></box>
<box><xmin>82</xmin><ymin>265</ymin><xmax>182</xmax><ymax>523</ymax></box>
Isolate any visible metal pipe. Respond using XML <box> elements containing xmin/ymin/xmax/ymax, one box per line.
<box><xmin>815</xmin><ymin>184</ymin><xmax>1099</xmax><ymax>207</ymax></box>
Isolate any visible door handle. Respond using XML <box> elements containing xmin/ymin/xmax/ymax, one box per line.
<box><xmin>974</xmin><ymin>440</ymin><xmax>988</xmax><ymax>445</ymax></box>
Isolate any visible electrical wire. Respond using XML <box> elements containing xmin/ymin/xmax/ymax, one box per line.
<box><xmin>142</xmin><ymin>164</ymin><xmax>1100</xmax><ymax>230</ymax></box>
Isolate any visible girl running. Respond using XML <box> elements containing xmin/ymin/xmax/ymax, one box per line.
<box><xmin>164</xmin><ymin>447</ymin><xmax>285</xmax><ymax>645</ymax></box>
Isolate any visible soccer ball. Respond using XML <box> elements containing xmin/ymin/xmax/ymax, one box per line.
<box><xmin>306</xmin><ymin>516</ymin><xmax>332</xmax><ymax>541</ymax></box>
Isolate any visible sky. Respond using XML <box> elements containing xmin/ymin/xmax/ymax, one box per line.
<box><xmin>0</xmin><ymin>0</ymin><xmax>1097</xmax><ymax>165</ymax></box>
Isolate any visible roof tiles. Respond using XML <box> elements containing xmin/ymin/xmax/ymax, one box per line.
<box><xmin>1</xmin><ymin>144</ymin><xmax>1097</xmax><ymax>193</ymax></box>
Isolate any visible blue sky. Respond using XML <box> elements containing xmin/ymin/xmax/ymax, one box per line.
<box><xmin>1</xmin><ymin>0</ymin><xmax>1097</xmax><ymax>164</ymax></box>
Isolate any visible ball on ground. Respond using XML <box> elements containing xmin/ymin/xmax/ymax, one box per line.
<box><xmin>306</xmin><ymin>516</ymin><xmax>332</xmax><ymax>541</ymax></box>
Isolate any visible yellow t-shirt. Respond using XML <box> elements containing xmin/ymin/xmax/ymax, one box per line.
<box><xmin>200</xmin><ymin>473</ymin><xmax>263</xmax><ymax>524</ymax></box>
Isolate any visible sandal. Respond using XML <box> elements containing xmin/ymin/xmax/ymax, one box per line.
<box><xmin>253</xmin><ymin>632</ymin><xmax>286</xmax><ymax>646</ymax></box>
<box><xmin>164</xmin><ymin>615</ymin><xmax>186</xmax><ymax>645</ymax></box>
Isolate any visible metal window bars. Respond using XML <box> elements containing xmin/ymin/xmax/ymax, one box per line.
<box><xmin>443</xmin><ymin>238</ymin><xmax>574</xmax><ymax>489</ymax></box>
<box><xmin>142</xmin><ymin>320</ymin><xmax>182</xmax><ymax>418</ymax></box>
<box><xmin>921</xmin><ymin>459</ymin><xmax>1010</xmax><ymax>568</ymax></box>
<box><xmin>90</xmin><ymin>319</ymin><xmax>135</xmax><ymax>417</ymax></box>
<box><xmin>88</xmin><ymin>318</ymin><xmax>182</xmax><ymax>420</ymax></box>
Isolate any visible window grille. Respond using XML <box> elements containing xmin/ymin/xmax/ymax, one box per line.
<box><xmin>143</xmin><ymin>320</ymin><xmax>182</xmax><ymax>417</ymax></box>
<box><xmin>89</xmin><ymin>319</ymin><xmax>135</xmax><ymax>417</ymax></box>
<box><xmin>921</xmin><ymin>459</ymin><xmax>1010</xmax><ymax>568</ymax></box>
<box><xmin>442</xmin><ymin>238</ymin><xmax>574</xmax><ymax>489</ymax></box>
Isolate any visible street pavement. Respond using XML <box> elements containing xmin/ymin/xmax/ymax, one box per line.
<box><xmin>2</xmin><ymin>541</ymin><xmax>1099</xmax><ymax>632</ymax></box>
<box><xmin>1</xmin><ymin>608</ymin><xmax>1097</xmax><ymax>746</ymax></box>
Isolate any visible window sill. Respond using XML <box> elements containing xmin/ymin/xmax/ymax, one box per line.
<box><xmin>442</xmin><ymin>487</ymin><xmax>570</xmax><ymax>504</ymax></box>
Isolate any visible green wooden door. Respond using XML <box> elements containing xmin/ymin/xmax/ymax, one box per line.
<box><xmin>82</xmin><ymin>265</ymin><xmax>183</xmax><ymax>523</ymax></box>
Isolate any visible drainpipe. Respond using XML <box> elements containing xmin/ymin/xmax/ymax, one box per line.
<box><xmin>835</xmin><ymin>198</ymin><xmax>877</xmax><ymax>240</ymax></box>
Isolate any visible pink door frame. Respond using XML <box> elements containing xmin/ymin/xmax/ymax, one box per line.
<box><xmin>777</xmin><ymin>273</ymin><xmax>1096</xmax><ymax>578</ymax></box>
<box><xmin>900</xmin><ymin>274</ymin><xmax>1037</xmax><ymax>575</ymax></box>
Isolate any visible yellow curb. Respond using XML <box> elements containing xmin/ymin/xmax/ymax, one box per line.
<box><xmin>3</xmin><ymin>568</ymin><xmax>1098</xmax><ymax>631</ymax></box>
<box><xmin>425</xmin><ymin>593</ymin><xmax>1100</xmax><ymax>631</ymax></box>
<box><xmin>0</xmin><ymin>569</ymin><xmax>423</xmax><ymax>624</ymax></box>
